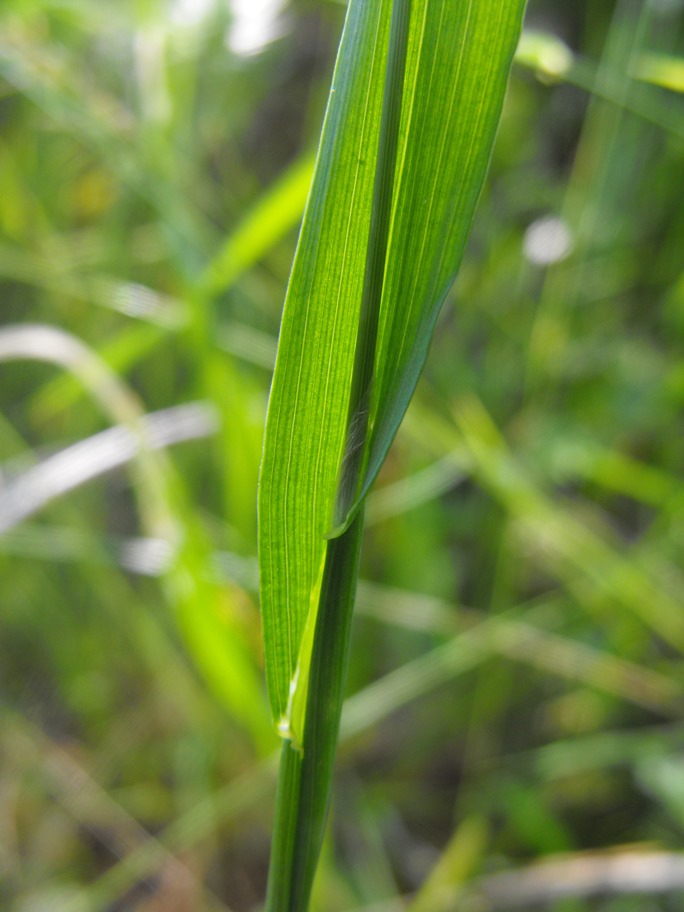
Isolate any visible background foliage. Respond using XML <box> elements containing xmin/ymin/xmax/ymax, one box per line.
<box><xmin>2</xmin><ymin>0</ymin><xmax>684</xmax><ymax>910</ymax></box>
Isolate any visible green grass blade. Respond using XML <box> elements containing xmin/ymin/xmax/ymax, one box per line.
<box><xmin>258</xmin><ymin>0</ymin><xmax>393</xmax><ymax>734</ymax></box>
<box><xmin>332</xmin><ymin>0</ymin><xmax>411</xmax><ymax>530</ymax></box>
<box><xmin>353</xmin><ymin>0</ymin><xmax>527</xmax><ymax>516</ymax></box>
<box><xmin>259</xmin><ymin>0</ymin><xmax>526</xmax><ymax>741</ymax></box>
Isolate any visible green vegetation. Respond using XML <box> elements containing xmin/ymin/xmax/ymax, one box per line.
<box><xmin>259</xmin><ymin>1</ymin><xmax>524</xmax><ymax>908</ymax></box>
<box><xmin>2</xmin><ymin>1</ymin><xmax>684</xmax><ymax>911</ymax></box>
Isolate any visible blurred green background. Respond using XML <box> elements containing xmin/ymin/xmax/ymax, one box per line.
<box><xmin>2</xmin><ymin>0</ymin><xmax>684</xmax><ymax>910</ymax></box>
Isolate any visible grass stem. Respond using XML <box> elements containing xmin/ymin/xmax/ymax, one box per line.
<box><xmin>265</xmin><ymin>510</ymin><xmax>365</xmax><ymax>912</ymax></box>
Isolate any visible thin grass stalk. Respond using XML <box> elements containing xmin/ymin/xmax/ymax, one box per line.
<box><xmin>265</xmin><ymin>510</ymin><xmax>365</xmax><ymax>912</ymax></box>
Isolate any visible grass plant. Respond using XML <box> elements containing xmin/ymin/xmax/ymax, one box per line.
<box><xmin>258</xmin><ymin>0</ymin><xmax>525</xmax><ymax>907</ymax></box>
<box><xmin>2</xmin><ymin>0</ymin><xmax>684</xmax><ymax>910</ymax></box>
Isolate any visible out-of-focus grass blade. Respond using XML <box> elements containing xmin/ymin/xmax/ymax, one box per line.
<box><xmin>0</xmin><ymin>28</ymin><xmax>213</xmax><ymax>274</ymax></box>
<box><xmin>259</xmin><ymin>0</ymin><xmax>526</xmax><ymax>741</ymax></box>
<box><xmin>452</xmin><ymin>394</ymin><xmax>684</xmax><ymax>651</ymax></box>
<box><xmin>515</xmin><ymin>28</ymin><xmax>684</xmax><ymax>139</ymax></box>
<box><xmin>633</xmin><ymin>52</ymin><xmax>684</xmax><ymax>93</ymax></box>
<box><xmin>198</xmin><ymin>153</ymin><xmax>315</xmax><ymax>299</ymax></box>
<box><xmin>515</xmin><ymin>30</ymin><xmax>574</xmax><ymax>79</ymax></box>
<box><xmin>0</xmin><ymin>324</ymin><xmax>272</xmax><ymax>750</ymax></box>
<box><xmin>0</xmin><ymin>403</ymin><xmax>217</xmax><ymax>533</ymax></box>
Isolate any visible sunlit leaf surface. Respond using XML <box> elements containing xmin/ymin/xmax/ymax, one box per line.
<box><xmin>258</xmin><ymin>0</ymin><xmax>526</xmax><ymax>739</ymax></box>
